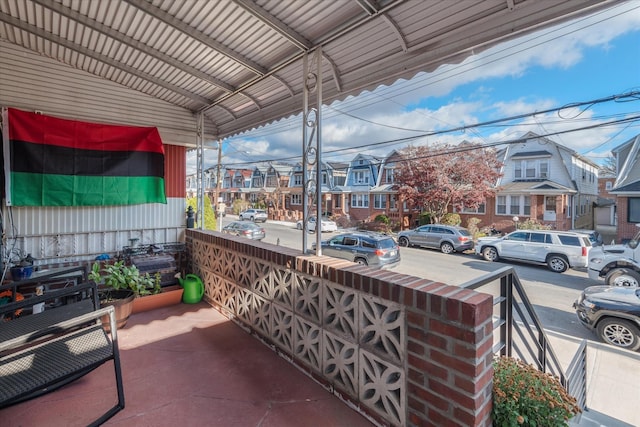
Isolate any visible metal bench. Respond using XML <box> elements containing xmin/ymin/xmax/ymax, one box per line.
<box><xmin>0</xmin><ymin>282</ymin><xmax>125</xmax><ymax>426</ymax></box>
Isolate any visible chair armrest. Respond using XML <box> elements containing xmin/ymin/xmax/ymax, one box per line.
<box><xmin>0</xmin><ymin>281</ymin><xmax>99</xmax><ymax>316</ymax></box>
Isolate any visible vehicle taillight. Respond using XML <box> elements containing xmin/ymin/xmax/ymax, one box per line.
<box><xmin>242</xmin><ymin>230</ymin><xmax>251</xmax><ymax>235</ymax></box>
<box><xmin>458</xmin><ymin>236</ymin><xmax>469</xmax><ymax>242</ymax></box>
<box><xmin>582</xmin><ymin>246</ymin><xmax>587</xmax><ymax>256</ymax></box>
<box><xmin>374</xmin><ymin>249</ymin><xmax>385</xmax><ymax>256</ymax></box>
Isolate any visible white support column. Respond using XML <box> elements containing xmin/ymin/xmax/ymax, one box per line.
<box><xmin>302</xmin><ymin>48</ymin><xmax>323</xmax><ymax>255</ymax></box>
<box><xmin>196</xmin><ymin>112</ymin><xmax>204</xmax><ymax>230</ymax></box>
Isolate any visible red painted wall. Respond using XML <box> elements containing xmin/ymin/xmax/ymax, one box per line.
<box><xmin>164</xmin><ymin>144</ymin><xmax>186</xmax><ymax>198</ymax></box>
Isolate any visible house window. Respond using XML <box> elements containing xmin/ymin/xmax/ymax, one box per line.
<box><xmin>539</xmin><ymin>161</ymin><xmax>548</xmax><ymax>179</ymax></box>
<box><xmin>497</xmin><ymin>196</ymin><xmax>507</xmax><ymax>214</ymax></box>
<box><xmin>354</xmin><ymin>170</ymin><xmax>369</xmax><ymax>184</ymax></box>
<box><xmin>458</xmin><ymin>203</ymin><xmax>486</xmax><ymax>214</ymax></box>
<box><xmin>389</xmin><ymin>194</ymin><xmax>397</xmax><ymax>210</ymax></box>
<box><xmin>266</xmin><ymin>176</ymin><xmax>277</xmax><ymax>187</ymax></box>
<box><xmin>514</xmin><ymin>159</ymin><xmax>549</xmax><ymax>180</ymax></box>
<box><xmin>385</xmin><ymin>167</ymin><xmax>394</xmax><ymax>183</ymax></box>
<box><xmin>351</xmin><ymin>193</ymin><xmax>369</xmax><ymax>208</ymax></box>
<box><xmin>605</xmin><ymin>181</ymin><xmax>612</xmax><ymax>191</ymax></box>
<box><xmin>629</xmin><ymin>198</ymin><xmax>640</xmax><ymax>223</ymax></box>
<box><xmin>322</xmin><ymin>173</ymin><xmax>328</xmax><ymax>185</ymax></box>
<box><xmin>293</xmin><ymin>174</ymin><xmax>303</xmax><ymax>186</ymax></box>
<box><xmin>291</xmin><ymin>194</ymin><xmax>302</xmax><ymax>205</ymax></box>
<box><xmin>497</xmin><ymin>195</ymin><xmax>530</xmax><ymax>215</ymax></box>
<box><xmin>374</xmin><ymin>194</ymin><xmax>386</xmax><ymax>209</ymax></box>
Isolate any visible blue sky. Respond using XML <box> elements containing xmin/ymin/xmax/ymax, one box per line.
<box><xmin>195</xmin><ymin>2</ymin><xmax>640</xmax><ymax>173</ymax></box>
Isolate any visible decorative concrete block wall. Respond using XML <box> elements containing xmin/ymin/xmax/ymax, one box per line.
<box><xmin>187</xmin><ymin>229</ymin><xmax>493</xmax><ymax>426</ymax></box>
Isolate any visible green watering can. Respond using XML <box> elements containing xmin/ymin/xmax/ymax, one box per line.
<box><xmin>178</xmin><ymin>274</ymin><xmax>204</xmax><ymax>304</ymax></box>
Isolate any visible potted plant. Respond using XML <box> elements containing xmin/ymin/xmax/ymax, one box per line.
<box><xmin>492</xmin><ymin>356</ymin><xmax>581</xmax><ymax>426</ymax></box>
<box><xmin>7</xmin><ymin>249</ymin><xmax>35</xmax><ymax>281</ymax></box>
<box><xmin>89</xmin><ymin>260</ymin><xmax>161</xmax><ymax>329</ymax></box>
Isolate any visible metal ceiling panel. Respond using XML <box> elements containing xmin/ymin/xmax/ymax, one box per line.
<box><xmin>0</xmin><ymin>0</ymin><xmax>617</xmax><ymax>144</ymax></box>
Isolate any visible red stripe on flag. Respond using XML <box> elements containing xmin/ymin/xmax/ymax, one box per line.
<box><xmin>8</xmin><ymin>108</ymin><xmax>164</xmax><ymax>154</ymax></box>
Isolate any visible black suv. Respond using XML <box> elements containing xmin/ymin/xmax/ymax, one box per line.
<box><xmin>317</xmin><ymin>231</ymin><xmax>400</xmax><ymax>268</ymax></box>
<box><xmin>574</xmin><ymin>285</ymin><xmax>640</xmax><ymax>351</ymax></box>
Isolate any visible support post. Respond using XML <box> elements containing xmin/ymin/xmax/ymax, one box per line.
<box><xmin>302</xmin><ymin>48</ymin><xmax>323</xmax><ymax>255</ymax></box>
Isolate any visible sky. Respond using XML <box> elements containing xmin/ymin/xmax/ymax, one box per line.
<box><xmin>190</xmin><ymin>2</ymin><xmax>640</xmax><ymax>175</ymax></box>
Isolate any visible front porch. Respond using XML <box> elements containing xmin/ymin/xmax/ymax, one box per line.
<box><xmin>0</xmin><ymin>302</ymin><xmax>372</xmax><ymax>426</ymax></box>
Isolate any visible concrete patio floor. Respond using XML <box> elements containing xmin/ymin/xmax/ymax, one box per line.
<box><xmin>0</xmin><ymin>302</ymin><xmax>374</xmax><ymax>427</ymax></box>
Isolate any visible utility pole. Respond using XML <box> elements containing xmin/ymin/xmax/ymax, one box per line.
<box><xmin>215</xmin><ymin>141</ymin><xmax>223</xmax><ymax>232</ymax></box>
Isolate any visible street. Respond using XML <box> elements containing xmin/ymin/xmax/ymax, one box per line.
<box><xmin>221</xmin><ymin>217</ymin><xmax>596</xmax><ymax>341</ymax></box>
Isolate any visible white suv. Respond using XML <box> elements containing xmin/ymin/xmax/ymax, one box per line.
<box><xmin>239</xmin><ymin>208</ymin><xmax>268</xmax><ymax>222</ymax></box>
<box><xmin>475</xmin><ymin>230</ymin><xmax>592</xmax><ymax>273</ymax></box>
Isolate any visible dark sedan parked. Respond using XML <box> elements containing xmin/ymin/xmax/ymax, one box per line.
<box><xmin>222</xmin><ymin>221</ymin><xmax>266</xmax><ymax>241</ymax></box>
<box><xmin>574</xmin><ymin>285</ymin><xmax>640</xmax><ymax>351</ymax></box>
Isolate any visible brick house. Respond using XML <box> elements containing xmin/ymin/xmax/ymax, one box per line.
<box><xmin>609</xmin><ymin>134</ymin><xmax>640</xmax><ymax>242</ymax></box>
<box><xmin>456</xmin><ymin>132</ymin><xmax>600</xmax><ymax>233</ymax></box>
<box><xmin>336</xmin><ymin>154</ymin><xmax>381</xmax><ymax>222</ymax></box>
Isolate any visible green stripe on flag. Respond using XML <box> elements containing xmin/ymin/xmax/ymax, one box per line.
<box><xmin>11</xmin><ymin>172</ymin><xmax>166</xmax><ymax>206</ymax></box>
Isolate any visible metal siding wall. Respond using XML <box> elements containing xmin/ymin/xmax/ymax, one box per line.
<box><xmin>4</xmin><ymin>198</ymin><xmax>186</xmax><ymax>264</ymax></box>
<box><xmin>0</xmin><ymin>40</ymin><xmax>201</xmax><ymax>146</ymax></box>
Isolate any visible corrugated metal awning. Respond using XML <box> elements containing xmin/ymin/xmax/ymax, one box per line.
<box><xmin>0</xmin><ymin>0</ymin><xmax>616</xmax><ymax>143</ymax></box>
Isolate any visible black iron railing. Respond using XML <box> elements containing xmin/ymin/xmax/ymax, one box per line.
<box><xmin>460</xmin><ymin>266</ymin><xmax>588</xmax><ymax>408</ymax></box>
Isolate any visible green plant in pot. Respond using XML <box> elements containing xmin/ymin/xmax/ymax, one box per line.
<box><xmin>89</xmin><ymin>261</ymin><xmax>161</xmax><ymax>329</ymax></box>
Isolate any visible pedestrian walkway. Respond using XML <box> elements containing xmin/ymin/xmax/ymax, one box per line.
<box><xmin>548</xmin><ymin>330</ymin><xmax>640</xmax><ymax>427</ymax></box>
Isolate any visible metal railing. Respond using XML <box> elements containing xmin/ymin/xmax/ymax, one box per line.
<box><xmin>460</xmin><ymin>266</ymin><xmax>588</xmax><ymax>408</ymax></box>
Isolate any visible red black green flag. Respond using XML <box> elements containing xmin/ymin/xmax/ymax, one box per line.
<box><xmin>2</xmin><ymin>108</ymin><xmax>166</xmax><ymax>206</ymax></box>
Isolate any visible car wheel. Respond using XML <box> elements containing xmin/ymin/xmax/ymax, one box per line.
<box><xmin>605</xmin><ymin>269</ymin><xmax>640</xmax><ymax>287</ymax></box>
<box><xmin>398</xmin><ymin>236</ymin><xmax>410</xmax><ymax>247</ymax></box>
<box><xmin>596</xmin><ymin>318</ymin><xmax>640</xmax><ymax>351</ymax></box>
<box><xmin>546</xmin><ymin>255</ymin><xmax>568</xmax><ymax>273</ymax></box>
<box><xmin>440</xmin><ymin>242</ymin><xmax>454</xmax><ymax>254</ymax></box>
<box><xmin>355</xmin><ymin>258</ymin><xmax>368</xmax><ymax>266</ymax></box>
<box><xmin>482</xmin><ymin>247</ymin><xmax>499</xmax><ymax>262</ymax></box>
<box><xmin>250</xmin><ymin>216</ymin><xmax>255</xmax><ymax>222</ymax></box>
<box><xmin>296</xmin><ymin>223</ymin><xmax>303</xmax><ymax>230</ymax></box>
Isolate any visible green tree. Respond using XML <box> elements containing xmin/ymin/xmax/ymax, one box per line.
<box><xmin>186</xmin><ymin>196</ymin><xmax>216</xmax><ymax>230</ymax></box>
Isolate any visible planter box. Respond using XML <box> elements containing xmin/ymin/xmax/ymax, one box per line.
<box><xmin>132</xmin><ymin>285</ymin><xmax>184</xmax><ymax>314</ymax></box>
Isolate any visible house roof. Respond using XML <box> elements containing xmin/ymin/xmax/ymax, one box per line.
<box><xmin>0</xmin><ymin>1</ymin><xmax>615</xmax><ymax>143</ymax></box>
<box><xmin>510</xmin><ymin>150</ymin><xmax>552</xmax><ymax>158</ymax></box>
<box><xmin>499</xmin><ymin>180</ymin><xmax>577</xmax><ymax>195</ymax></box>
<box><xmin>612</xmin><ymin>134</ymin><xmax>640</xmax><ymax>194</ymax></box>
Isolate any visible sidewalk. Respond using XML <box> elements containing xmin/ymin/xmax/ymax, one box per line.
<box><xmin>548</xmin><ymin>330</ymin><xmax>640</xmax><ymax>426</ymax></box>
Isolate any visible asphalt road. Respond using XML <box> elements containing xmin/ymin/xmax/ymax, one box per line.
<box><xmin>221</xmin><ymin>217</ymin><xmax>598</xmax><ymax>341</ymax></box>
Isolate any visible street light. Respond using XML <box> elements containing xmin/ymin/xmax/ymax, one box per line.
<box><xmin>513</xmin><ymin>216</ymin><xmax>520</xmax><ymax>230</ymax></box>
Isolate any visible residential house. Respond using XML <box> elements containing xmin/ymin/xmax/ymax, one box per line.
<box><xmin>337</xmin><ymin>154</ymin><xmax>381</xmax><ymax>222</ymax></box>
<box><xmin>609</xmin><ymin>134</ymin><xmax>640</xmax><ymax>241</ymax></box>
<box><xmin>595</xmin><ymin>170</ymin><xmax>617</xmax><ymax>229</ymax></box>
<box><xmin>262</xmin><ymin>163</ymin><xmax>293</xmax><ymax>218</ymax></box>
<box><xmin>369</xmin><ymin>150</ymin><xmax>417</xmax><ymax>228</ymax></box>
<box><xmin>456</xmin><ymin>132</ymin><xmax>599</xmax><ymax>233</ymax></box>
<box><xmin>287</xmin><ymin>161</ymin><xmax>346</xmax><ymax>219</ymax></box>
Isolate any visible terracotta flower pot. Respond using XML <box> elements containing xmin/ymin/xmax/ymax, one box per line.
<box><xmin>132</xmin><ymin>285</ymin><xmax>184</xmax><ymax>314</ymax></box>
<box><xmin>100</xmin><ymin>289</ymin><xmax>135</xmax><ymax>332</ymax></box>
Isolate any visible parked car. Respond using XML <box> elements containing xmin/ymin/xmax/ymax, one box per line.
<box><xmin>222</xmin><ymin>221</ymin><xmax>265</xmax><ymax>240</ymax></box>
<box><xmin>588</xmin><ymin>225</ymin><xmax>640</xmax><ymax>287</ymax></box>
<box><xmin>315</xmin><ymin>231</ymin><xmax>400</xmax><ymax>268</ymax></box>
<box><xmin>475</xmin><ymin>230</ymin><xmax>592</xmax><ymax>273</ymax></box>
<box><xmin>296</xmin><ymin>216</ymin><xmax>338</xmax><ymax>233</ymax></box>
<box><xmin>574</xmin><ymin>285</ymin><xmax>640</xmax><ymax>351</ymax></box>
<box><xmin>238</xmin><ymin>208</ymin><xmax>267</xmax><ymax>222</ymax></box>
<box><xmin>397</xmin><ymin>224</ymin><xmax>473</xmax><ymax>254</ymax></box>
<box><xmin>569</xmin><ymin>229</ymin><xmax>603</xmax><ymax>247</ymax></box>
